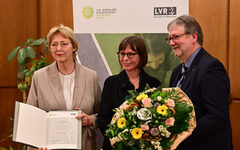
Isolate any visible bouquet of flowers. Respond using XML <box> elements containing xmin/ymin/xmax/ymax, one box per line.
<box><xmin>105</xmin><ymin>86</ymin><xmax>196</xmax><ymax>150</ymax></box>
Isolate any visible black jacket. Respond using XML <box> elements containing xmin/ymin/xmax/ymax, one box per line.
<box><xmin>170</xmin><ymin>48</ymin><xmax>232</xmax><ymax>150</ymax></box>
<box><xmin>97</xmin><ymin>69</ymin><xmax>161</xmax><ymax>150</ymax></box>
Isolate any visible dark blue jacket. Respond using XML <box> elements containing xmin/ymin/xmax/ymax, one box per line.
<box><xmin>170</xmin><ymin>48</ymin><xmax>232</xmax><ymax>150</ymax></box>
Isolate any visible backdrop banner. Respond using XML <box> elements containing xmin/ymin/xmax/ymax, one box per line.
<box><xmin>73</xmin><ymin>0</ymin><xmax>188</xmax><ymax>149</ymax></box>
<box><xmin>73</xmin><ymin>0</ymin><xmax>188</xmax><ymax>89</ymax></box>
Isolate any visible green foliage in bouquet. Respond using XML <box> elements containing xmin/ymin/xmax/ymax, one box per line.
<box><xmin>105</xmin><ymin>85</ymin><xmax>194</xmax><ymax>150</ymax></box>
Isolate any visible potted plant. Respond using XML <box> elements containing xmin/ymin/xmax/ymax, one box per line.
<box><xmin>0</xmin><ymin>37</ymin><xmax>50</xmax><ymax>150</ymax></box>
<box><xmin>8</xmin><ymin>37</ymin><xmax>50</xmax><ymax>102</ymax></box>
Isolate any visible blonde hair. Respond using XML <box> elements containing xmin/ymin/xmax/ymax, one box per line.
<box><xmin>47</xmin><ymin>24</ymin><xmax>78</xmax><ymax>59</ymax></box>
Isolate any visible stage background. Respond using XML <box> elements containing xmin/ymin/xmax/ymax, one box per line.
<box><xmin>0</xmin><ymin>0</ymin><xmax>239</xmax><ymax>149</ymax></box>
<box><xmin>73</xmin><ymin>0</ymin><xmax>188</xmax><ymax>89</ymax></box>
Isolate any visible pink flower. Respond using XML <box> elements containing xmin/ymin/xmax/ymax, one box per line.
<box><xmin>166</xmin><ymin>99</ymin><xmax>175</xmax><ymax>107</ymax></box>
<box><xmin>142</xmin><ymin>98</ymin><xmax>152</xmax><ymax>108</ymax></box>
<box><xmin>165</xmin><ymin>117</ymin><xmax>175</xmax><ymax>127</ymax></box>
<box><xmin>141</xmin><ymin>124</ymin><xmax>149</xmax><ymax>131</ymax></box>
<box><xmin>120</xmin><ymin>103</ymin><xmax>128</xmax><ymax>110</ymax></box>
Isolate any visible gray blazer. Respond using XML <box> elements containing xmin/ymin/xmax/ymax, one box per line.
<box><xmin>27</xmin><ymin>61</ymin><xmax>101</xmax><ymax>150</ymax></box>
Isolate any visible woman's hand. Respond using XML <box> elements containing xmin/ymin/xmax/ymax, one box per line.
<box><xmin>75</xmin><ymin>111</ymin><xmax>93</xmax><ymax>127</ymax></box>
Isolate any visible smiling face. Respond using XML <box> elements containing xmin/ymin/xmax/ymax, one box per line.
<box><xmin>50</xmin><ymin>33</ymin><xmax>76</xmax><ymax>64</ymax></box>
<box><xmin>168</xmin><ymin>24</ymin><xmax>197</xmax><ymax>63</ymax></box>
<box><xmin>119</xmin><ymin>45</ymin><xmax>140</xmax><ymax>72</ymax></box>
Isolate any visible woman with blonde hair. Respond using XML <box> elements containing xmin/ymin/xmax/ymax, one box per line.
<box><xmin>27</xmin><ymin>24</ymin><xmax>101</xmax><ymax>150</ymax></box>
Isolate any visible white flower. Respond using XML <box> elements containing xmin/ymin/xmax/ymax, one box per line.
<box><xmin>157</xmin><ymin>96</ymin><xmax>162</xmax><ymax>101</ymax></box>
<box><xmin>158</xmin><ymin>125</ymin><xmax>171</xmax><ymax>138</ymax></box>
<box><xmin>137</xmin><ymin>108</ymin><xmax>152</xmax><ymax>121</ymax></box>
<box><xmin>158</xmin><ymin>125</ymin><xmax>164</xmax><ymax>131</ymax></box>
<box><xmin>141</xmin><ymin>87</ymin><xmax>156</xmax><ymax>94</ymax></box>
<box><xmin>139</xmin><ymin>143</ymin><xmax>145</xmax><ymax>149</ymax></box>
<box><xmin>165</xmin><ymin>131</ymin><xmax>171</xmax><ymax>138</ymax></box>
<box><xmin>151</xmin><ymin>141</ymin><xmax>162</xmax><ymax>150</ymax></box>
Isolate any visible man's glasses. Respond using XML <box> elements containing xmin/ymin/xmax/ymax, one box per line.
<box><xmin>165</xmin><ymin>33</ymin><xmax>188</xmax><ymax>44</ymax></box>
<box><xmin>50</xmin><ymin>42</ymin><xmax>70</xmax><ymax>49</ymax></box>
<box><xmin>117</xmin><ymin>52</ymin><xmax>139</xmax><ymax>59</ymax></box>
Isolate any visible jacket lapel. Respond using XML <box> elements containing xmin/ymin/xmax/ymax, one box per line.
<box><xmin>181</xmin><ymin>48</ymin><xmax>205</xmax><ymax>90</ymax></box>
<box><xmin>171</xmin><ymin>65</ymin><xmax>182</xmax><ymax>87</ymax></box>
<box><xmin>48</xmin><ymin>61</ymin><xmax>67</xmax><ymax>110</ymax></box>
<box><xmin>72</xmin><ymin>63</ymin><xmax>86</xmax><ymax>109</ymax></box>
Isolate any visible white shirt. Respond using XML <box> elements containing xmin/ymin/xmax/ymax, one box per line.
<box><xmin>59</xmin><ymin>70</ymin><xmax>75</xmax><ymax>110</ymax></box>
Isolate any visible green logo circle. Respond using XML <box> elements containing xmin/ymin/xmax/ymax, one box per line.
<box><xmin>82</xmin><ymin>6</ymin><xmax>94</xmax><ymax>19</ymax></box>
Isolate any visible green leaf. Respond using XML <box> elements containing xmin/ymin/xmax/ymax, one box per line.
<box><xmin>8</xmin><ymin>46</ymin><xmax>20</xmax><ymax>61</ymax></box>
<box><xmin>27</xmin><ymin>38</ymin><xmax>34</xmax><ymax>43</ymax></box>
<box><xmin>17</xmin><ymin>48</ymin><xmax>27</xmax><ymax>64</ymax></box>
<box><xmin>44</xmin><ymin>45</ymin><xmax>49</xmax><ymax>54</ymax></box>
<box><xmin>26</xmin><ymin>46</ymin><xmax>35</xmax><ymax>58</ymax></box>
<box><xmin>22</xmin><ymin>69</ymin><xmax>29</xmax><ymax>74</ymax></box>
<box><xmin>32</xmin><ymin>59</ymin><xmax>40</xmax><ymax>65</ymax></box>
<box><xmin>174</xmin><ymin>102</ymin><xmax>193</xmax><ymax>122</ymax></box>
<box><xmin>29</xmin><ymin>37</ymin><xmax>45</xmax><ymax>46</ymax></box>
<box><xmin>29</xmin><ymin>41</ymin><xmax>41</xmax><ymax>46</ymax></box>
<box><xmin>44</xmin><ymin>40</ymin><xmax>49</xmax><ymax>54</ymax></box>
<box><xmin>23</xmin><ymin>69</ymin><xmax>30</xmax><ymax>76</ymax></box>
<box><xmin>36</xmin><ymin>61</ymin><xmax>50</xmax><ymax>70</ymax></box>
<box><xmin>160</xmin><ymin>92</ymin><xmax>167</xmax><ymax>98</ymax></box>
<box><xmin>35</xmin><ymin>37</ymin><xmax>46</xmax><ymax>44</ymax></box>
<box><xmin>30</xmin><ymin>66</ymin><xmax>36</xmax><ymax>73</ymax></box>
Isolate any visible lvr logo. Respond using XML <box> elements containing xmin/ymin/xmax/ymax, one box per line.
<box><xmin>154</xmin><ymin>7</ymin><xmax>176</xmax><ymax>15</ymax></box>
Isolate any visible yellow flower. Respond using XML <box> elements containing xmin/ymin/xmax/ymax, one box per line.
<box><xmin>157</xmin><ymin>105</ymin><xmax>168</xmax><ymax>116</ymax></box>
<box><xmin>131</xmin><ymin>128</ymin><xmax>143</xmax><ymax>139</ymax></box>
<box><xmin>117</xmin><ymin>117</ymin><xmax>126</xmax><ymax>129</ymax></box>
<box><xmin>136</xmin><ymin>94</ymin><xmax>148</xmax><ymax>101</ymax></box>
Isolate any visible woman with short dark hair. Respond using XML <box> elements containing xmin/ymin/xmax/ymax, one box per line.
<box><xmin>97</xmin><ymin>35</ymin><xmax>161</xmax><ymax>150</ymax></box>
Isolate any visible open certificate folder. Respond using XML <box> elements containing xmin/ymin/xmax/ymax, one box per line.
<box><xmin>13</xmin><ymin>101</ymin><xmax>82</xmax><ymax>149</ymax></box>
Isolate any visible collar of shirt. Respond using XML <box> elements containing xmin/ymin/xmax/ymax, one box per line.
<box><xmin>184</xmin><ymin>47</ymin><xmax>202</xmax><ymax>69</ymax></box>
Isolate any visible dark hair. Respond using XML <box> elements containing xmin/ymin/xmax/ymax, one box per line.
<box><xmin>167</xmin><ymin>15</ymin><xmax>203</xmax><ymax>46</ymax></box>
<box><xmin>118</xmin><ymin>36</ymin><xmax>148</xmax><ymax>69</ymax></box>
